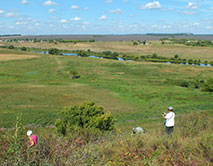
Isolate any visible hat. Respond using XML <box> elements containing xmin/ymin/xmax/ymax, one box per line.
<box><xmin>168</xmin><ymin>106</ymin><xmax>173</xmax><ymax>110</ymax></box>
<box><xmin>27</xmin><ymin>130</ymin><xmax>32</xmax><ymax>136</ymax></box>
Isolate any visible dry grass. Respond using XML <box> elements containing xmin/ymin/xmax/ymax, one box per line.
<box><xmin>4</xmin><ymin>41</ymin><xmax>213</xmax><ymax>61</ymax></box>
<box><xmin>0</xmin><ymin>54</ymin><xmax>38</xmax><ymax>61</ymax></box>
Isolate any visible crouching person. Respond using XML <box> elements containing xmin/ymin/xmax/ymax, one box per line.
<box><xmin>27</xmin><ymin>130</ymin><xmax>38</xmax><ymax>147</ymax></box>
<box><xmin>131</xmin><ymin>127</ymin><xmax>145</xmax><ymax>135</ymax></box>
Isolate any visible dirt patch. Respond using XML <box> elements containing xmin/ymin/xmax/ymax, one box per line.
<box><xmin>0</xmin><ymin>54</ymin><xmax>38</xmax><ymax>61</ymax></box>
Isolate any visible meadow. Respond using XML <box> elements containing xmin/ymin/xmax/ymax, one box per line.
<box><xmin>0</xmin><ymin>46</ymin><xmax>212</xmax><ymax>129</ymax></box>
<box><xmin>2</xmin><ymin>40</ymin><xmax>213</xmax><ymax>61</ymax></box>
<box><xmin>0</xmin><ymin>42</ymin><xmax>213</xmax><ymax>165</ymax></box>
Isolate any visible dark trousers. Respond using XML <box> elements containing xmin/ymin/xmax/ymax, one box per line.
<box><xmin>165</xmin><ymin>126</ymin><xmax>174</xmax><ymax>135</ymax></box>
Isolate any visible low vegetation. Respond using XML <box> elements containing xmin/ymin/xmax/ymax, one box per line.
<box><xmin>0</xmin><ymin>112</ymin><xmax>212</xmax><ymax>165</ymax></box>
<box><xmin>55</xmin><ymin>102</ymin><xmax>116</xmax><ymax>136</ymax></box>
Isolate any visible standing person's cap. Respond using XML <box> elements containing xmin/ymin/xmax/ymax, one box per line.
<box><xmin>168</xmin><ymin>106</ymin><xmax>173</xmax><ymax>110</ymax></box>
<box><xmin>27</xmin><ymin>130</ymin><xmax>32</xmax><ymax>136</ymax></box>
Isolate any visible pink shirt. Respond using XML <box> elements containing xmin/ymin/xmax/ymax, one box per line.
<box><xmin>29</xmin><ymin>135</ymin><xmax>38</xmax><ymax>145</ymax></box>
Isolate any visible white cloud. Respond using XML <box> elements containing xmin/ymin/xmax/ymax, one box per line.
<box><xmin>60</xmin><ymin>19</ymin><xmax>67</xmax><ymax>23</ymax></box>
<box><xmin>70</xmin><ymin>17</ymin><xmax>81</xmax><ymax>21</ymax></box>
<box><xmin>0</xmin><ymin>9</ymin><xmax>4</xmax><ymax>14</ymax></box>
<box><xmin>109</xmin><ymin>8</ymin><xmax>122</xmax><ymax>14</ymax></box>
<box><xmin>186</xmin><ymin>2</ymin><xmax>198</xmax><ymax>10</ymax></box>
<box><xmin>122</xmin><ymin>0</ymin><xmax>128</xmax><ymax>3</ymax></box>
<box><xmin>140</xmin><ymin>1</ymin><xmax>161</xmax><ymax>10</ymax></box>
<box><xmin>16</xmin><ymin>21</ymin><xmax>28</xmax><ymax>25</ymax></box>
<box><xmin>48</xmin><ymin>8</ymin><xmax>55</xmax><ymax>13</ymax></box>
<box><xmin>83</xmin><ymin>22</ymin><xmax>90</xmax><ymax>25</ymax></box>
<box><xmin>206</xmin><ymin>26</ymin><xmax>212</xmax><ymax>29</ymax></box>
<box><xmin>193</xmin><ymin>22</ymin><xmax>199</xmax><ymax>26</ymax></box>
<box><xmin>6</xmin><ymin>12</ymin><xmax>17</xmax><ymax>17</ymax></box>
<box><xmin>99</xmin><ymin>15</ymin><xmax>107</xmax><ymax>20</ymax></box>
<box><xmin>151</xmin><ymin>24</ymin><xmax>171</xmax><ymax>29</ymax></box>
<box><xmin>210</xmin><ymin>6</ymin><xmax>213</xmax><ymax>10</ymax></box>
<box><xmin>183</xmin><ymin>11</ymin><xmax>195</xmax><ymax>15</ymax></box>
<box><xmin>105</xmin><ymin>0</ymin><xmax>112</xmax><ymax>4</ymax></box>
<box><xmin>71</xmin><ymin>5</ymin><xmax>79</xmax><ymax>9</ymax></box>
<box><xmin>21</xmin><ymin>0</ymin><xmax>28</xmax><ymax>4</ymax></box>
<box><xmin>43</xmin><ymin>0</ymin><xmax>56</xmax><ymax>6</ymax></box>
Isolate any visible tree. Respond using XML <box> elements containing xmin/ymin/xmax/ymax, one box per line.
<box><xmin>174</xmin><ymin>54</ymin><xmax>179</xmax><ymax>59</ymax></box>
<box><xmin>55</xmin><ymin>102</ymin><xmax>116</xmax><ymax>135</ymax></box>
<box><xmin>48</xmin><ymin>48</ymin><xmax>60</xmax><ymax>55</ymax></box>
<box><xmin>8</xmin><ymin>45</ymin><xmax>15</xmax><ymax>49</ymax></box>
<box><xmin>21</xmin><ymin>47</ymin><xmax>27</xmax><ymax>51</ymax></box>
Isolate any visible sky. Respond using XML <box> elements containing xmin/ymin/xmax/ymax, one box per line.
<box><xmin>0</xmin><ymin>0</ymin><xmax>213</xmax><ymax>35</ymax></box>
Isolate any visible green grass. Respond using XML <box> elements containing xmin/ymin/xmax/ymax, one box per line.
<box><xmin>0</xmin><ymin>48</ymin><xmax>212</xmax><ymax>128</ymax></box>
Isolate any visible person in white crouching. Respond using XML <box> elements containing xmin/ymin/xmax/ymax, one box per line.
<box><xmin>162</xmin><ymin>106</ymin><xmax>175</xmax><ymax>135</ymax></box>
<box><xmin>131</xmin><ymin>127</ymin><xmax>145</xmax><ymax>135</ymax></box>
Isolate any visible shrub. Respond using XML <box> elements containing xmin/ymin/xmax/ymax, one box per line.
<box><xmin>8</xmin><ymin>45</ymin><xmax>15</xmax><ymax>49</ymax></box>
<box><xmin>48</xmin><ymin>48</ymin><xmax>60</xmax><ymax>55</ymax></box>
<box><xmin>69</xmin><ymin>70</ymin><xmax>80</xmax><ymax>79</ymax></box>
<box><xmin>180</xmin><ymin>81</ymin><xmax>189</xmax><ymax>88</ymax></box>
<box><xmin>21</xmin><ymin>47</ymin><xmax>27</xmax><ymax>51</ymax></box>
<box><xmin>202</xmin><ymin>78</ymin><xmax>213</xmax><ymax>92</ymax></box>
<box><xmin>55</xmin><ymin>102</ymin><xmax>116</xmax><ymax>136</ymax></box>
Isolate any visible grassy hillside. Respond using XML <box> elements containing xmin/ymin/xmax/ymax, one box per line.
<box><xmin>0</xmin><ymin>48</ymin><xmax>212</xmax><ymax>129</ymax></box>
<box><xmin>0</xmin><ymin>47</ymin><xmax>213</xmax><ymax>165</ymax></box>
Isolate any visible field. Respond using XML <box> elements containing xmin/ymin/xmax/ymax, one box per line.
<box><xmin>0</xmin><ymin>40</ymin><xmax>213</xmax><ymax>165</ymax></box>
<box><xmin>2</xmin><ymin>40</ymin><xmax>213</xmax><ymax>61</ymax></box>
<box><xmin>0</xmin><ymin>45</ymin><xmax>212</xmax><ymax>129</ymax></box>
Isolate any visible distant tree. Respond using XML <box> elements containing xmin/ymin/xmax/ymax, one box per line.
<box><xmin>103</xmin><ymin>51</ymin><xmax>112</xmax><ymax>55</ymax></box>
<box><xmin>174</xmin><ymin>54</ymin><xmax>179</xmax><ymax>59</ymax></box>
<box><xmin>8</xmin><ymin>45</ymin><xmax>15</xmax><ymax>49</ymax></box>
<box><xmin>21</xmin><ymin>47</ymin><xmax>27</xmax><ymax>51</ymax></box>
<box><xmin>152</xmin><ymin>53</ymin><xmax>158</xmax><ymax>58</ymax></box>
<box><xmin>48</xmin><ymin>48</ymin><xmax>60</xmax><ymax>55</ymax></box>
<box><xmin>133</xmin><ymin>41</ymin><xmax>138</xmax><ymax>45</ymax></box>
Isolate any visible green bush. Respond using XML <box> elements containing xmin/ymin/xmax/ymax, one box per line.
<box><xmin>8</xmin><ymin>45</ymin><xmax>15</xmax><ymax>49</ymax></box>
<box><xmin>202</xmin><ymin>78</ymin><xmax>213</xmax><ymax>92</ymax></box>
<box><xmin>21</xmin><ymin>47</ymin><xmax>27</xmax><ymax>51</ymax></box>
<box><xmin>48</xmin><ymin>48</ymin><xmax>60</xmax><ymax>55</ymax></box>
<box><xmin>180</xmin><ymin>81</ymin><xmax>189</xmax><ymax>88</ymax></box>
<box><xmin>55</xmin><ymin>102</ymin><xmax>116</xmax><ymax>136</ymax></box>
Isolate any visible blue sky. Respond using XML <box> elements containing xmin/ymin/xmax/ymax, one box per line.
<box><xmin>0</xmin><ymin>0</ymin><xmax>213</xmax><ymax>35</ymax></box>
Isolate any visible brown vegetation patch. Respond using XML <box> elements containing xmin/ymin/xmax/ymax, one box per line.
<box><xmin>159</xmin><ymin>68</ymin><xmax>174</xmax><ymax>73</ymax></box>
<box><xmin>0</xmin><ymin>54</ymin><xmax>38</xmax><ymax>61</ymax></box>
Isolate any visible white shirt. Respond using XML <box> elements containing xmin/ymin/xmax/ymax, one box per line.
<box><xmin>165</xmin><ymin>112</ymin><xmax>175</xmax><ymax>127</ymax></box>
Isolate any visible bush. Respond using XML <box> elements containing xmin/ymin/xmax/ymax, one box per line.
<box><xmin>202</xmin><ymin>78</ymin><xmax>213</xmax><ymax>92</ymax></box>
<box><xmin>180</xmin><ymin>81</ymin><xmax>189</xmax><ymax>88</ymax></box>
<box><xmin>55</xmin><ymin>102</ymin><xmax>116</xmax><ymax>136</ymax></box>
<box><xmin>8</xmin><ymin>45</ymin><xmax>15</xmax><ymax>49</ymax></box>
<box><xmin>48</xmin><ymin>48</ymin><xmax>60</xmax><ymax>55</ymax></box>
<box><xmin>21</xmin><ymin>47</ymin><xmax>27</xmax><ymax>51</ymax></box>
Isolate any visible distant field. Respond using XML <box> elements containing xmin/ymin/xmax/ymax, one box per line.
<box><xmin>0</xmin><ymin>48</ymin><xmax>212</xmax><ymax>128</ymax></box>
<box><xmin>1</xmin><ymin>34</ymin><xmax>213</xmax><ymax>41</ymax></box>
<box><xmin>0</xmin><ymin>54</ymin><xmax>38</xmax><ymax>61</ymax></box>
<box><xmin>3</xmin><ymin>40</ymin><xmax>213</xmax><ymax>61</ymax></box>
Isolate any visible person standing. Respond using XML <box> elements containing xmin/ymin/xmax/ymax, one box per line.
<box><xmin>27</xmin><ymin>130</ymin><xmax>38</xmax><ymax>147</ymax></box>
<box><xmin>162</xmin><ymin>106</ymin><xmax>175</xmax><ymax>135</ymax></box>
